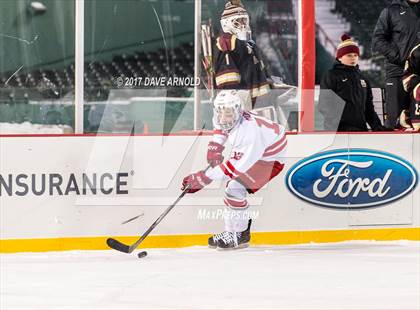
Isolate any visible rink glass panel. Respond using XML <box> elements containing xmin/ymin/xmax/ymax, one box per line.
<box><xmin>0</xmin><ymin>0</ymin><xmax>336</xmax><ymax>134</ymax></box>
<box><xmin>83</xmin><ymin>0</ymin><xmax>299</xmax><ymax>134</ymax></box>
<box><xmin>84</xmin><ymin>0</ymin><xmax>196</xmax><ymax>134</ymax></box>
<box><xmin>0</xmin><ymin>0</ymin><xmax>75</xmax><ymax>134</ymax></box>
<box><xmin>202</xmin><ymin>0</ymin><xmax>299</xmax><ymax>132</ymax></box>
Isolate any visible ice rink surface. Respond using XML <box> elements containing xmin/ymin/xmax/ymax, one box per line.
<box><xmin>1</xmin><ymin>241</ymin><xmax>419</xmax><ymax>310</ymax></box>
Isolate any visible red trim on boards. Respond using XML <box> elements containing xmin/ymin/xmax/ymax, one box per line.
<box><xmin>290</xmin><ymin>131</ymin><xmax>419</xmax><ymax>135</ymax></box>
<box><xmin>0</xmin><ymin>130</ymin><xmax>418</xmax><ymax>138</ymax></box>
<box><xmin>0</xmin><ymin>131</ymin><xmax>215</xmax><ymax>138</ymax></box>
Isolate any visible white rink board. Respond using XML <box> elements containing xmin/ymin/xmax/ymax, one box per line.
<box><xmin>0</xmin><ymin>133</ymin><xmax>419</xmax><ymax>240</ymax></box>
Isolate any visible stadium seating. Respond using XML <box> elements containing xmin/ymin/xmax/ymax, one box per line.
<box><xmin>333</xmin><ymin>0</ymin><xmax>389</xmax><ymax>58</ymax></box>
<box><xmin>1</xmin><ymin>0</ymin><xmax>298</xmax><ymax>104</ymax></box>
<box><xmin>330</xmin><ymin>0</ymin><xmax>390</xmax><ymax>86</ymax></box>
<box><xmin>0</xmin><ymin>42</ymin><xmax>196</xmax><ymax>104</ymax></box>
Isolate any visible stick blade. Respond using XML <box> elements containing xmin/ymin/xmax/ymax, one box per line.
<box><xmin>106</xmin><ymin>238</ymin><xmax>131</xmax><ymax>253</ymax></box>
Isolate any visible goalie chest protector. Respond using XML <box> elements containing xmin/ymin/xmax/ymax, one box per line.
<box><xmin>213</xmin><ymin>33</ymin><xmax>270</xmax><ymax>100</ymax></box>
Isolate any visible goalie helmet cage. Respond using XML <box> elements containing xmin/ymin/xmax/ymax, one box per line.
<box><xmin>73</xmin><ymin>0</ymin><xmax>315</xmax><ymax>133</ymax></box>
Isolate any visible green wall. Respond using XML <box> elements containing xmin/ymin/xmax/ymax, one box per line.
<box><xmin>0</xmin><ymin>0</ymin><xmax>194</xmax><ymax>74</ymax></box>
<box><xmin>0</xmin><ymin>0</ymin><xmax>75</xmax><ymax>73</ymax></box>
<box><xmin>84</xmin><ymin>0</ymin><xmax>194</xmax><ymax>63</ymax></box>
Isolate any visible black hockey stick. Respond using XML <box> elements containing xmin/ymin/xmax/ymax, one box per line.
<box><xmin>106</xmin><ymin>186</ymin><xmax>191</xmax><ymax>253</ymax></box>
<box><xmin>106</xmin><ymin>167</ymin><xmax>210</xmax><ymax>254</ymax></box>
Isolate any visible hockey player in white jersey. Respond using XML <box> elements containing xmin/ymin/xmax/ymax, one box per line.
<box><xmin>182</xmin><ymin>90</ymin><xmax>287</xmax><ymax>249</ymax></box>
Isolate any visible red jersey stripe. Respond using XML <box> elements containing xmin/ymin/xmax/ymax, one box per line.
<box><xmin>263</xmin><ymin>140</ymin><xmax>287</xmax><ymax>157</ymax></box>
<box><xmin>224</xmin><ymin>197</ymin><xmax>248</xmax><ymax>208</ymax></box>
<box><xmin>264</xmin><ymin>135</ymin><xmax>286</xmax><ymax>153</ymax></box>
<box><xmin>225</xmin><ymin>161</ymin><xmax>237</xmax><ymax>175</ymax></box>
<box><xmin>221</xmin><ymin>163</ymin><xmax>234</xmax><ymax>178</ymax></box>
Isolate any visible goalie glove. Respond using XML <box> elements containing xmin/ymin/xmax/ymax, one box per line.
<box><xmin>182</xmin><ymin>171</ymin><xmax>212</xmax><ymax>194</ymax></box>
<box><xmin>207</xmin><ymin>141</ymin><xmax>225</xmax><ymax>167</ymax></box>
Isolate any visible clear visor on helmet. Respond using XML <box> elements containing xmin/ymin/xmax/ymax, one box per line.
<box><xmin>215</xmin><ymin>106</ymin><xmax>239</xmax><ymax>130</ymax></box>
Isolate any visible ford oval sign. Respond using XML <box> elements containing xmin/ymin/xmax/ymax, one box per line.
<box><xmin>286</xmin><ymin>149</ymin><xmax>418</xmax><ymax>209</ymax></box>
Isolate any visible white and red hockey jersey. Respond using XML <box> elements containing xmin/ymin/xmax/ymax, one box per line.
<box><xmin>206</xmin><ymin>111</ymin><xmax>287</xmax><ymax>181</ymax></box>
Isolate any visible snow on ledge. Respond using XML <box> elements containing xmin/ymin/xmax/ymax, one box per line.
<box><xmin>0</xmin><ymin>122</ymin><xmax>73</xmax><ymax>134</ymax></box>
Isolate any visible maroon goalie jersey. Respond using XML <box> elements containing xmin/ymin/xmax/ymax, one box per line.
<box><xmin>213</xmin><ymin>33</ymin><xmax>270</xmax><ymax>102</ymax></box>
<box><xmin>402</xmin><ymin>43</ymin><xmax>420</xmax><ymax>127</ymax></box>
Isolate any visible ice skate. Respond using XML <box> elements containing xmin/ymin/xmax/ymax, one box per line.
<box><xmin>208</xmin><ymin>231</ymin><xmax>230</xmax><ymax>249</ymax></box>
<box><xmin>208</xmin><ymin>220</ymin><xmax>252</xmax><ymax>250</ymax></box>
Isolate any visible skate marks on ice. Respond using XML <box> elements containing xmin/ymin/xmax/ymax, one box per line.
<box><xmin>1</xmin><ymin>241</ymin><xmax>419</xmax><ymax>310</ymax></box>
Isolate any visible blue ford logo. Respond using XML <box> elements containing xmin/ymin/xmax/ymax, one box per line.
<box><xmin>286</xmin><ymin>149</ymin><xmax>418</xmax><ymax>209</ymax></box>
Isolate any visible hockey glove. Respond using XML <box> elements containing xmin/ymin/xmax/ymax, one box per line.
<box><xmin>182</xmin><ymin>171</ymin><xmax>212</xmax><ymax>194</ymax></box>
<box><xmin>207</xmin><ymin>142</ymin><xmax>225</xmax><ymax>168</ymax></box>
<box><xmin>247</xmin><ymin>40</ymin><xmax>256</xmax><ymax>49</ymax></box>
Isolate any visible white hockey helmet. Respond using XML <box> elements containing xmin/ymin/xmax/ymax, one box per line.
<box><xmin>220</xmin><ymin>0</ymin><xmax>251</xmax><ymax>41</ymax></box>
<box><xmin>214</xmin><ymin>90</ymin><xmax>243</xmax><ymax>131</ymax></box>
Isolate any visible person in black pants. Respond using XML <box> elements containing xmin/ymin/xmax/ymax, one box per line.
<box><xmin>372</xmin><ymin>0</ymin><xmax>420</xmax><ymax>129</ymax></box>
<box><xmin>319</xmin><ymin>34</ymin><xmax>389</xmax><ymax>132</ymax></box>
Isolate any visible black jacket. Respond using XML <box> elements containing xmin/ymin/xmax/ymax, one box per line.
<box><xmin>372</xmin><ymin>0</ymin><xmax>420</xmax><ymax>78</ymax></box>
<box><xmin>319</xmin><ymin>61</ymin><xmax>383</xmax><ymax>131</ymax></box>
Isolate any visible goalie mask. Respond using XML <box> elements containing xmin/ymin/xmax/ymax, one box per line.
<box><xmin>220</xmin><ymin>0</ymin><xmax>251</xmax><ymax>41</ymax></box>
<box><xmin>214</xmin><ymin>90</ymin><xmax>243</xmax><ymax>131</ymax></box>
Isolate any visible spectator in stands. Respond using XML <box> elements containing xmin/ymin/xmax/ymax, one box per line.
<box><xmin>372</xmin><ymin>0</ymin><xmax>420</xmax><ymax>129</ymax></box>
<box><xmin>319</xmin><ymin>34</ymin><xmax>389</xmax><ymax>132</ymax></box>
<box><xmin>402</xmin><ymin>43</ymin><xmax>420</xmax><ymax>131</ymax></box>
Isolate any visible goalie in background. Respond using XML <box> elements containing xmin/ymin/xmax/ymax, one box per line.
<box><xmin>213</xmin><ymin>0</ymin><xmax>270</xmax><ymax>110</ymax></box>
<box><xmin>402</xmin><ymin>43</ymin><xmax>420</xmax><ymax>131</ymax></box>
<box><xmin>181</xmin><ymin>90</ymin><xmax>287</xmax><ymax>249</ymax></box>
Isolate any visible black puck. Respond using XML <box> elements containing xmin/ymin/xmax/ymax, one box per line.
<box><xmin>137</xmin><ymin>251</ymin><xmax>148</xmax><ymax>258</ymax></box>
